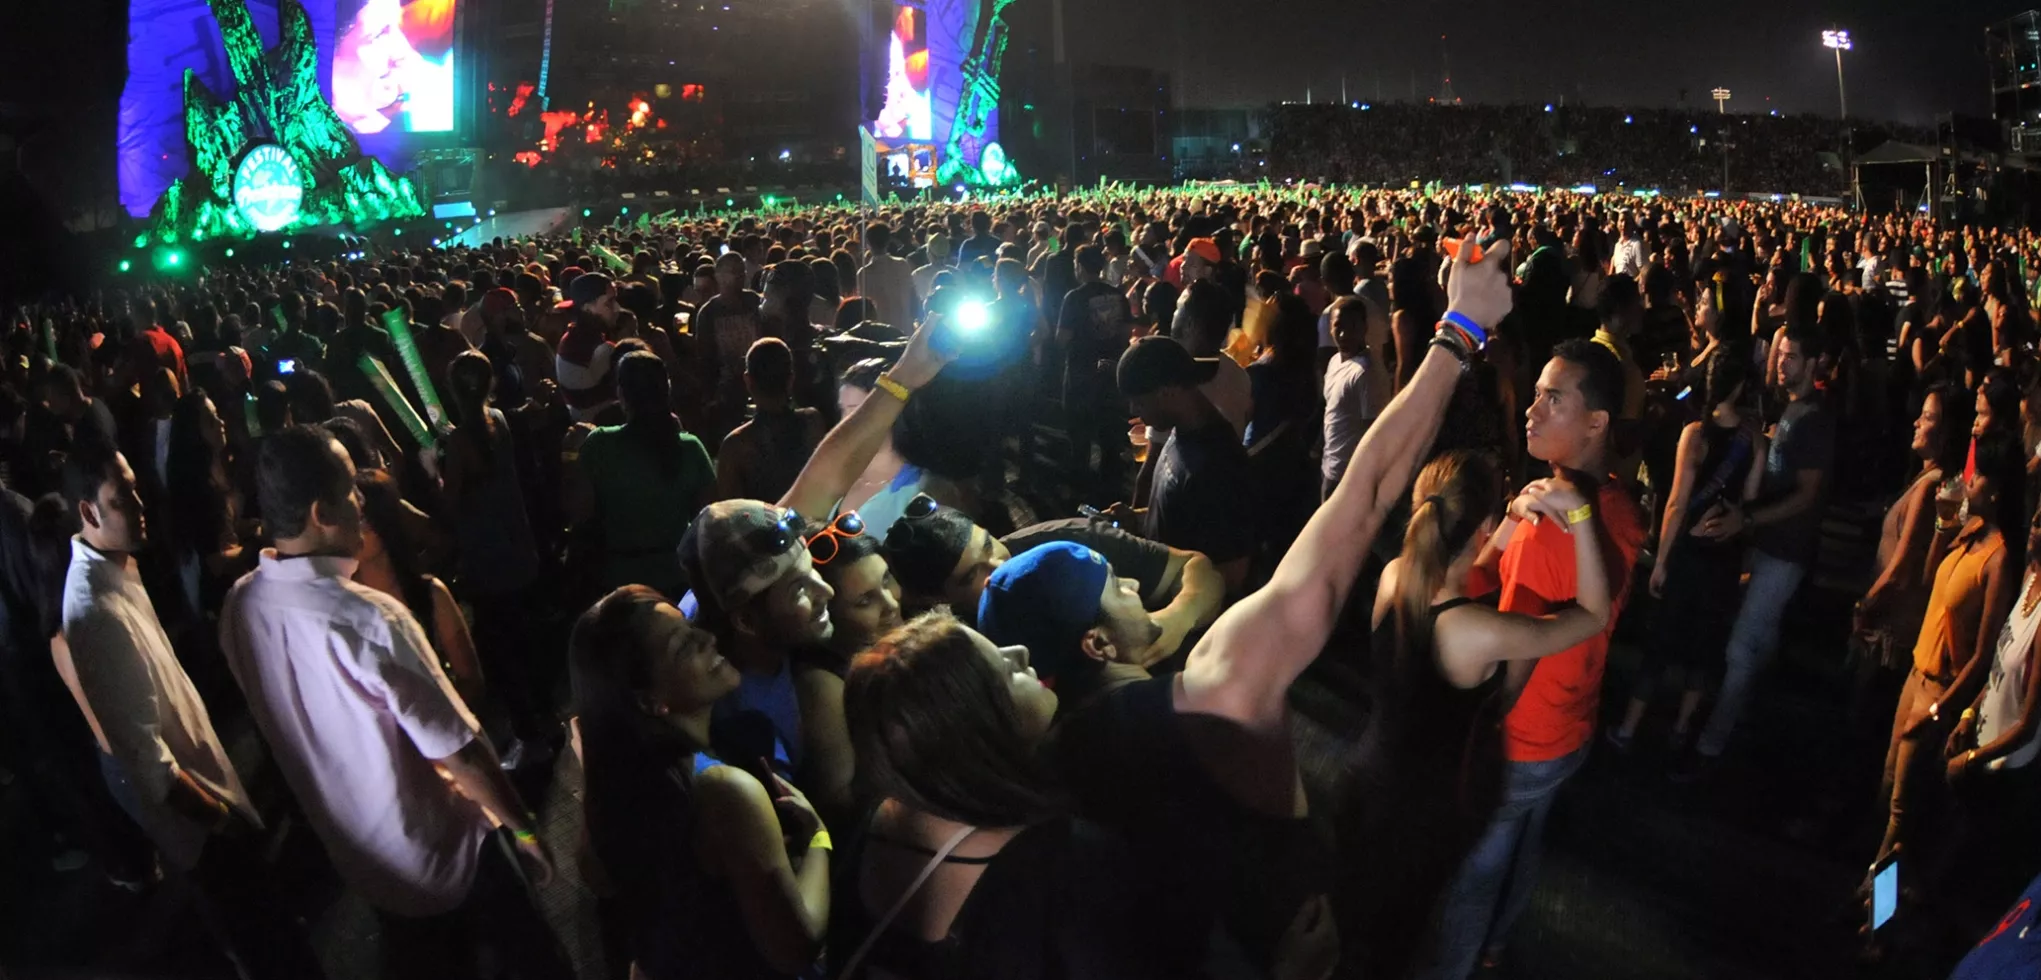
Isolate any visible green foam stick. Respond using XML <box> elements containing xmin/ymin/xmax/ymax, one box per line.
<box><xmin>378</xmin><ymin>308</ymin><xmax>448</xmax><ymax>433</ymax></box>
<box><xmin>242</xmin><ymin>393</ymin><xmax>263</xmax><ymax>438</ymax></box>
<box><xmin>357</xmin><ymin>353</ymin><xmax>431</xmax><ymax>447</ymax></box>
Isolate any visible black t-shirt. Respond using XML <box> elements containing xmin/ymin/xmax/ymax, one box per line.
<box><xmin>1056</xmin><ymin>281</ymin><xmax>1130</xmax><ymax>384</ymax></box>
<box><xmin>1001</xmin><ymin>518</ymin><xmax>1177</xmax><ymax>608</ymax></box>
<box><xmin>1049</xmin><ymin>677</ymin><xmax>1328</xmax><ymax>975</ymax></box>
<box><xmin>1143</xmin><ymin>418</ymin><xmax>1254</xmax><ymax>563</ymax></box>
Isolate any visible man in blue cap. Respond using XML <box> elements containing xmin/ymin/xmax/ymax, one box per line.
<box><xmin>975</xmin><ymin>542</ymin><xmax>1162</xmax><ymax>704</ymax></box>
<box><xmin>978</xmin><ymin>223</ymin><xmax>1518</xmax><ymax>978</ymax></box>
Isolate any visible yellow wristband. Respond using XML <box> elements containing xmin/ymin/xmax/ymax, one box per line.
<box><xmin>1565</xmin><ymin>504</ymin><xmax>1594</xmax><ymax>526</ymax></box>
<box><xmin>873</xmin><ymin>374</ymin><xmax>912</xmax><ymax>404</ymax></box>
<box><xmin>808</xmin><ymin>829</ymin><xmax>833</xmax><ymax>853</ymax></box>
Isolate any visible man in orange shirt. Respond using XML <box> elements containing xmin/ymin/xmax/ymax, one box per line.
<box><xmin>1420</xmin><ymin>338</ymin><xmax>1645</xmax><ymax>980</ymax></box>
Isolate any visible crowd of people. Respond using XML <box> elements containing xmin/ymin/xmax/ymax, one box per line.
<box><xmin>5</xmin><ymin>179</ymin><xmax>2041</xmax><ymax>980</ymax></box>
<box><xmin>1265</xmin><ymin>104</ymin><xmax>1935</xmax><ymax>193</ymax></box>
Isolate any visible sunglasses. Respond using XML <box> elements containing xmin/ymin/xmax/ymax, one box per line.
<box><xmin>901</xmin><ymin>492</ymin><xmax>940</xmax><ymax>521</ymax></box>
<box><xmin>745</xmin><ymin>507</ymin><xmax>805</xmax><ymax>559</ymax></box>
<box><xmin>804</xmin><ymin>511</ymin><xmax>866</xmax><ymax>566</ymax></box>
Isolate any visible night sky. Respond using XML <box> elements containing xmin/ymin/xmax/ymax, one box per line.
<box><xmin>1065</xmin><ymin>0</ymin><xmax>2040</xmax><ymax>123</ymax></box>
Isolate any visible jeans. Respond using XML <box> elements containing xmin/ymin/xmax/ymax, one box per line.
<box><xmin>378</xmin><ymin>831</ymin><xmax>573</xmax><ymax>980</ymax></box>
<box><xmin>1418</xmin><ymin>746</ymin><xmax>1589</xmax><ymax>980</ymax></box>
<box><xmin>1696</xmin><ymin>551</ymin><xmax>1808</xmax><ymax>758</ymax></box>
<box><xmin>100</xmin><ymin>753</ymin><xmax>329</xmax><ymax>979</ymax></box>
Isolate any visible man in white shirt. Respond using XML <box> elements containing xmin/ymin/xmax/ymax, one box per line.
<box><xmin>1320</xmin><ymin>298</ymin><xmax>1382</xmax><ymax>499</ymax></box>
<box><xmin>910</xmin><ymin>231</ymin><xmax>953</xmax><ymax>305</ymax></box>
<box><xmin>1612</xmin><ymin>218</ymin><xmax>1647</xmax><ymax>279</ymax></box>
<box><xmin>857</xmin><ymin>222</ymin><xmax>917</xmax><ymax>329</ymax></box>
<box><xmin>221</xmin><ymin>426</ymin><xmax>569</xmax><ymax>979</ymax></box>
<box><xmin>59</xmin><ymin>439</ymin><xmax>324</xmax><ymax>979</ymax></box>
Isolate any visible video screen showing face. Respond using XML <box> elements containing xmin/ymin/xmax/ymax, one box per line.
<box><xmin>333</xmin><ymin>0</ymin><xmax>457</xmax><ymax>135</ymax></box>
<box><xmin>873</xmin><ymin>5</ymin><xmax>932</xmax><ymax>142</ymax></box>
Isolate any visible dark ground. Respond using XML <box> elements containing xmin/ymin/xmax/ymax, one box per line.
<box><xmin>0</xmin><ymin>473</ymin><xmax>2020</xmax><ymax>979</ymax></box>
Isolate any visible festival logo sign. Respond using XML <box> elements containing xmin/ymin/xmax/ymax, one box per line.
<box><xmin>233</xmin><ymin>144</ymin><xmax>307</xmax><ymax>232</ymax></box>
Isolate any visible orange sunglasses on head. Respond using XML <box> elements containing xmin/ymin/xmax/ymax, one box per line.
<box><xmin>805</xmin><ymin>512</ymin><xmax>867</xmax><ymax>566</ymax></box>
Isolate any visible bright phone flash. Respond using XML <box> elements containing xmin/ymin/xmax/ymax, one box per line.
<box><xmin>953</xmin><ymin>301</ymin><xmax>991</xmax><ymax>333</ymax></box>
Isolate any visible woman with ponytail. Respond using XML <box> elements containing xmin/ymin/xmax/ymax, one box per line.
<box><xmin>1342</xmin><ymin>449</ymin><xmax>1612</xmax><ymax>980</ymax></box>
<box><xmin>574</xmin><ymin>350</ymin><xmax>716</xmax><ymax>597</ymax></box>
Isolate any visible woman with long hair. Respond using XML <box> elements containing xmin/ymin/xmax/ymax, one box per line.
<box><xmin>572</xmin><ymin>586</ymin><xmax>831</xmax><ymax>979</ymax></box>
<box><xmin>1343</xmin><ymin>450</ymin><xmax>1610</xmax><ymax>979</ymax></box>
<box><xmin>1245</xmin><ymin>292</ymin><xmax>1324</xmax><ymax>558</ymax></box>
<box><xmin>352</xmin><ymin>469</ymin><xmax>487</xmax><ymax>714</ymax></box>
<box><xmin>1872</xmin><ymin>431</ymin><xmax>2023</xmax><ymax>875</ymax></box>
<box><xmin>1857</xmin><ymin>385</ymin><xmax>1976</xmax><ymax>712</ymax></box>
<box><xmin>832</xmin><ymin>612</ymin><xmax>1164</xmax><ymax>979</ymax></box>
<box><xmin>1609</xmin><ymin>351</ymin><xmax>1766</xmax><ymax>752</ymax></box>
<box><xmin>161</xmin><ymin>390</ymin><xmax>248</xmax><ymax>629</ymax></box>
<box><xmin>572</xmin><ymin>350</ymin><xmax>717</xmax><ymax>597</ymax></box>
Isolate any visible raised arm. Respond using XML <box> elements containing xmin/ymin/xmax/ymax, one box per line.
<box><xmin>778</xmin><ymin>317</ymin><xmax>952</xmax><ymax>517</ymax></box>
<box><xmin>1179</xmin><ymin>239</ymin><xmax>1514</xmax><ymax>732</ymax></box>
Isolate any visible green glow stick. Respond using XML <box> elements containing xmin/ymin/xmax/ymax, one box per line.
<box><xmin>592</xmin><ymin>244</ymin><xmax>631</xmax><ymax>273</ymax></box>
<box><xmin>357</xmin><ymin>353</ymin><xmax>431</xmax><ymax>447</ymax></box>
<box><xmin>41</xmin><ymin>319</ymin><xmax>57</xmax><ymax>360</ymax></box>
<box><xmin>242</xmin><ymin>393</ymin><xmax>262</xmax><ymax>438</ymax></box>
<box><xmin>377</xmin><ymin>309</ymin><xmax>448</xmax><ymax>433</ymax></box>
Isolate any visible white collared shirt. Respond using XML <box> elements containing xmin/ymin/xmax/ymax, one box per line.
<box><xmin>221</xmin><ymin>550</ymin><xmax>485</xmax><ymax>915</ymax></box>
<box><xmin>63</xmin><ymin>537</ymin><xmax>251</xmax><ymax>871</ymax></box>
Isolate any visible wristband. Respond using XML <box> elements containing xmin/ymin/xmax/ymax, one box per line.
<box><xmin>1962</xmin><ymin>707</ymin><xmax>1978</xmax><ymax>723</ymax></box>
<box><xmin>873</xmin><ymin>373</ymin><xmax>912</xmax><ymax>404</ymax></box>
<box><xmin>1564</xmin><ymin>504</ymin><xmax>1594</xmax><ymax>526</ymax></box>
<box><xmin>808</xmin><ymin>829</ymin><xmax>833</xmax><ymax>853</ymax></box>
<box><xmin>1928</xmin><ymin>702</ymin><xmax>1942</xmax><ymax>722</ymax></box>
<box><xmin>1429</xmin><ymin>329</ymin><xmax>1472</xmax><ymax>371</ymax></box>
<box><xmin>513</xmin><ymin>827</ymin><xmax>540</xmax><ymax>845</ymax></box>
<box><xmin>1441</xmin><ymin>311</ymin><xmax>1488</xmax><ymax>349</ymax></box>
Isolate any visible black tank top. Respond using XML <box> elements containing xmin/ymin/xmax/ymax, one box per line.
<box><xmin>1343</xmin><ymin>597</ymin><xmax>1509</xmax><ymax>979</ymax></box>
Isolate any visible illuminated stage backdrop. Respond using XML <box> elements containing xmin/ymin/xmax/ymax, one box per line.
<box><xmin>135</xmin><ymin>0</ymin><xmax>425</xmax><ymax>244</ymax></box>
<box><xmin>871</xmin><ymin>0</ymin><xmax>1021</xmax><ymax>189</ymax></box>
<box><xmin>120</xmin><ymin>0</ymin><xmax>452</xmax><ymax>216</ymax></box>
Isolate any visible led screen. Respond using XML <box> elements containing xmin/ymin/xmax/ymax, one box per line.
<box><xmin>332</xmin><ymin>0</ymin><xmax>457</xmax><ymax>135</ymax></box>
<box><xmin>873</xmin><ymin>6</ymin><xmax>932</xmax><ymax>142</ymax></box>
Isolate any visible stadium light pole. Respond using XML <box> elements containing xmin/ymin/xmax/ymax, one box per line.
<box><xmin>1822</xmin><ymin>29</ymin><xmax>1851</xmax><ymax>120</ymax></box>
<box><xmin>1711</xmin><ymin>87</ymin><xmax>1731</xmax><ymax>114</ymax></box>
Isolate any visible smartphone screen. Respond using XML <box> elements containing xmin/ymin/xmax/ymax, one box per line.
<box><xmin>1871</xmin><ymin>858</ymin><xmax>1899</xmax><ymax>930</ymax></box>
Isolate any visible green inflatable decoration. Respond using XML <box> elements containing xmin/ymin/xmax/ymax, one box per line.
<box><xmin>141</xmin><ymin>0</ymin><xmax>426</xmax><ymax>245</ymax></box>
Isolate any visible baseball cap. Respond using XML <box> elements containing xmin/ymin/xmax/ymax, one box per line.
<box><xmin>1184</xmin><ymin>238</ymin><xmax>1222</xmax><ymax>264</ymax></box>
<box><xmin>976</xmin><ymin>542</ymin><xmax>1112</xmax><ymax>686</ymax></box>
<box><xmin>678</xmin><ymin>500</ymin><xmax>808</xmax><ymax>619</ymax></box>
<box><xmin>554</xmin><ymin>272</ymin><xmax>613</xmax><ymax>311</ymax></box>
<box><xmin>1300</xmin><ymin>239</ymin><xmax>1324</xmax><ymax>258</ymax></box>
<box><xmin>1117</xmin><ymin>335</ymin><xmax>1220</xmax><ymax>398</ymax></box>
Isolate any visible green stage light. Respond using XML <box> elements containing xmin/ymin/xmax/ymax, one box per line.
<box><xmin>762</xmin><ymin>195</ymin><xmax>775</xmax><ymax>206</ymax></box>
<box><xmin>393</xmin><ymin>228</ymin><xmax>402</xmax><ymax>235</ymax></box>
<box><xmin>282</xmin><ymin>240</ymin><xmax>292</xmax><ymax>249</ymax></box>
<box><xmin>119</xmin><ymin>260</ymin><xmax>132</xmax><ymax>273</ymax></box>
<box><xmin>583</xmin><ymin>209</ymin><xmax>592</xmax><ymax>217</ymax></box>
<box><xmin>726</xmin><ymin>198</ymin><xmax>734</xmax><ymax>207</ymax></box>
<box><xmin>620</xmin><ymin>207</ymin><xmax>629</xmax><ymax>215</ymax></box>
<box><xmin>225</xmin><ymin>248</ymin><xmax>236</xmax><ymax>258</ymax></box>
